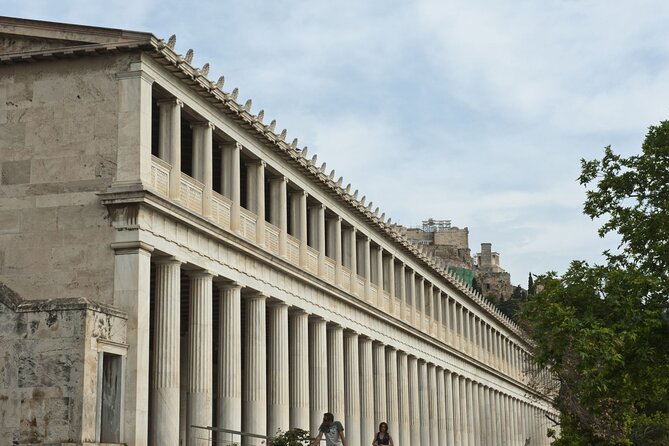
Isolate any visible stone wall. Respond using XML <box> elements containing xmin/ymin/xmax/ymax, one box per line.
<box><xmin>0</xmin><ymin>283</ymin><xmax>127</xmax><ymax>445</ymax></box>
<box><xmin>0</xmin><ymin>51</ymin><xmax>135</xmax><ymax>304</ymax></box>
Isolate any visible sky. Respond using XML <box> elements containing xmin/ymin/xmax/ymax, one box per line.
<box><xmin>5</xmin><ymin>0</ymin><xmax>669</xmax><ymax>285</ymax></box>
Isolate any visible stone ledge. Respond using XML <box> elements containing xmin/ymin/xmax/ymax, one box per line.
<box><xmin>0</xmin><ymin>282</ymin><xmax>127</xmax><ymax>319</ymax></box>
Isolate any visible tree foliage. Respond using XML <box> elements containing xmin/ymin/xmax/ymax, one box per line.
<box><xmin>519</xmin><ymin>121</ymin><xmax>669</xmax><ymax>445</ymax></box>
<box><xmin>269</xmin><ymin>428</ymin><xmax>313</xmax><ymax>446</ymax></box>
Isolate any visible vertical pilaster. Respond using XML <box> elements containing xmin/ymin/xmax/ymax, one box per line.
<box><xmin>267</xmin><ymin>302</ymin><xmax>289</xmax><ymax>436</ymax></box>
<box><xmin>343</xmin><ymin>331</ymin><xmax>360</xmax><ymax>446</ymax></box>
<box><xmin>187</xmin><ymin>271</ymin><xmax>213</xmax><ymax>446</ymax></box>
<box><xmin>150</xmin><ymin>258</ymin><xmax>181</xmax><ymax>446</ymax></box>
<box><xmin>289</xmin><ymin>310</ymin><xmax>310</xmax><ymax>430</ymax></box>
<box><xmin>217</xmin><ymin>282</ymin><xmax>242</xmax><ymax>446</ymax></box>
<box><xmin>408</xmin><ymin>356</ymin><xmax>421</xmax><ymax>446</ymax></box>
<box><xmin>242</xmin><ymin>293</ymin><xmax>267</xmax><ymax>445</ymax></box>
<box><xmin>359</xmin><ymin>337</ymin><xmax>375</xmax><ymax>446</ymax></box>
<box><xmin>385</xmin><ymin>347</ymin><xmax>399</xmax><ymax>440</ymax></box>
<box><xmin>397</xmin><ymin>352</ymin><xmax>411</xmax><ymax>446</ymax></box>
<box><xmin>269</xmin><ymin>176</ymin><xmax>288</xmax><ymax>257</ymax></box>
<box><xmin>327</xmin><ymin>324</ymin><xmax>345</xmax><ymax>418</ymax></box>
<box><xmin>418</xmin><ymin>360</ymin><xmax>429</xmax><ymax>446</ymax></box>
<box><xmin>373</xmin><ymin>342</ymin><xmax>387</xmax><ymax>427</ymax></box>
<box><xmin>309</xmin><ymin>317</ymin><xmax>328</xmax><ymax>436</ymax></box>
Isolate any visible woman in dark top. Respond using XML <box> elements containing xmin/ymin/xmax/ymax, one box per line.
<box><xmin>372</xmin><ymin>422</ymin><xmax>394</xmax><ymax>446</ymax></box>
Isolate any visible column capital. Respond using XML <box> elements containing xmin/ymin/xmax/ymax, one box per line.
<box><xmin>190</xmin><ymin>121</ymin><xmax>215</xmax><ymax>130</ymax></box>
<box><xmin>270</xmin><ymin>175</ymin><xmax>287</xmax><ymax>184</ymax></box>
<box><xmin>246</xmin><ymin>291</ymin><xmax>268</xmax><ymax>300</ymax></box>
<box><xmin>214</xmin><ymin>279</ymin><xmax>242</xmax><ymax>290</ymax></box>
<box><xmin>376</xmin><ymin>245</ymin><xmax>383</xmax><ymax>253</ymax></box>
<box><xmin>152</xmin><ymin>255</ymin><xmax>184</xmax><ymax>265</ymax></box>
<box><xmin>110</xmin><ymin>240</ymin><xmax>154</xmax><ymax>255</ymax></box>
<box><xmin>288</xmin><ymin>306</ymin><xmax>310</xmax><ymax>316</ymax></box>
<box><xmin>157</xmin><ymin>97</ymin><xmax>184</xmax><ymax>108</ymax></box>
<box><xmin>187</xmin><ymin>269</ymin><xmax>215</xmax><ymax>279</ymax></box>
<box><xmin>266</xmin><ymin>299</ymin><xmax>289</xmax><ymax>308</ymax></box>
<box><xmin>251</xmin><ymin>159</ymin><xmax>267</xmax><ymax>168</ymax></box>
<box><xmin>343</xmin><ymin>328</ymin><xmax>359</xmax><ymax>337</ymax></box>
<box><xmin>291</xmin><ymin>190</ymin><xmax>308</xmax><ymax>198</ymax></box>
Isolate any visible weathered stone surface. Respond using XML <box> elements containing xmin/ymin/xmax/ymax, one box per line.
<box><xmin>1</xmin><ymin>160</ymin><xmax>30</xmax><ymax>185</ymax></box>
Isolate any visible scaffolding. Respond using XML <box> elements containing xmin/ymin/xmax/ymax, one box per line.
<box><xmin>421</xmin><ymin>218</ymin><xmax>452</xmax><ymax>232</ymax></box>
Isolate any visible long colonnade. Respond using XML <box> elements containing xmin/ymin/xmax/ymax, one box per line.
<box><xmin>107</xmin><ymin>52</ymin><xmax>557</xmax><ymax>446</ymax></box>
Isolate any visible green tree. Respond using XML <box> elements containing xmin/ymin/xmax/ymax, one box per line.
<box><xmin>528</xmin><ymin>272</ymin><xmax>536</xmax><ymax>295</ymax></box>
<box><xmin>520</xmin><ymin>121</ymin><xmax>669</xmax><ymax>445</ymax></box>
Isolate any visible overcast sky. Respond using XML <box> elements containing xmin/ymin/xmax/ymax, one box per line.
<box><xmin>6</xmin><ymin>1</ymin><xmax>669</xmax><ymax>285</ymax></box>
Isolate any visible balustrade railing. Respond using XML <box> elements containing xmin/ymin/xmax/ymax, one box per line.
<box><xmin>286</xmin><ymin>235</ymin><xmax>300</xmax><ymax>266</ymax></box>
<box><xmin>239</xmin><ymin>208</ymin><xmax>257</xmax><ymax>243</ymax></box>
<box><xmin>179</xmin><ymin>174</ymin><xmax>204</xmax><ymax>214</ymax></box>
<box><xmin>265</xmin><ymin>223</ymin><xmax>280</xmax><ymax>255</ymax></box>
<box><xmin>211</xmin><ymin>192</ymin><xmax>232</xmax><ymax>230</ymax></box>
<box><xmin>306</xmin><ymin>246</ymin><xmax>319</xmax><ymax>274</ymax></box>
<box><xmin>150</xmin><ymin>155</ymin><xmax>170</xmax><ymax>196</ymax></box>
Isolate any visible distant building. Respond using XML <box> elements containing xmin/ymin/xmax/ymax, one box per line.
<box><xmin>404</xmin><ymin>220</ymin><xmax>513</xmax><ymax>301</ymax></box>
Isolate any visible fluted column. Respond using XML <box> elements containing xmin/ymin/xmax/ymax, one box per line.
<box><xmin>222</xmin><ymin>142</ymin><xmax>241</xmax><ymax>233</ymax></box>
<box><xmin>373</xmin><ymin>342</ymin><xmax>387</xmax><ymax>427</ymax></box>
<box><xmin>444</xmin><ymin>296</ymin><xmax>452</xmax><ymax>345</ymax></box>
<box><xmin>316</xmin><ymin>205</ymin><xmax>326</xmax><ymax>277</ymax></box>
<box><xmin>397</xmin><ymin>352</ymin><xmax>410</xmax><ymax>446</ymax></box>
<box><xmin>157</xmin><ymin>98</ymin><xmax>183</xmax><ymax>199</ymax></box>
<box><xmin>359</xmin><ymin>337</ymin><xmax>375</xmax><ymax>446</ymax></box>
<box><xmin>408</xmin><ymin>356</ymin><xmax>420</xmax><ymax>446</ymax></box>
<box><xmin>409</xmin><ymin>270</ymin><xmax>416</xmax><ymax>325</ymax></box>
<box><xmin>363</xmin><ymin>237</ymin><xmax>371</xmax><ymax>301</ymax></box>
<box><xmin>484</xmin><ymin>388</ymin><xmax>493</xmax><ymax>446</ymax></box>
<box><xmin>466</xmin><ymin>379</ymin><xmax>475</xmax><ymax>446</ymax></box>
<box><xmin>246</xmin><ymin>160</ymin><xmax>266</xmax><ymax>246</ymax></box>
<box><xmin>458</xmin><ymin>376</ymin><xmax>468</xmax><ymax>446</ymax></box>
<box><xmin>349</xmin><ymin>228</ymin><xmax>358</xmax><ymax>295</ymax></box>
<box><xmin>388</xmin><ymin>255</ymin><xmax>395</xmax><ymax>314</ymax></box>
<box><xmin>427</xmin><ymin>363</ymin><xmax>438</xmax><ymax>446</ymax></box>
<box><xmin>445</xmin><ymin>371</ymin><xmax>455</xmax><ymax>446</ymax></box>
<box><xmin>376</xmin><ymin>246</ymin><xmax>384</xmax><ymax>306</ymax></box>
<box><xmin>436</xmin><ymin>368</ymin><xmax>447</xmax><ymax>446</ymax></box>
<box><xmin>150</xmin><ymin>258</ymin><xmax>181</xmax><ymax>446</ymax></box>
<box><xmin>472</xmin><ymin>382</ymin><xmax>480</xmax><ymax>446</ymax></box>
<box><xmin>452</xmin><ymin>374</ymin><xmax>462</xmax><ymax>446</ymax></box>
<box><xmin>418</xmin><ymin>360</ymin><xmax>429</xmax><ymax>446</ymax></box>
<box><xmin>327</xmin><ymin>324</ymin><xmax>345</xmax><ymax>418</ymax></box>
<box><xmin>418</xmin><ymin>277</ymin><xmax>425</xmax><ymax>331</ymax></box>
<box><xmin>309</xmin><ymin>317</ymin><xmax>328</xmax><ymax>436</ymax></box>
<box><xmin>436</xmin><ymin>290</ymin><xmax>444</xmax><ymax>341</ymax></box>
<box><xmin>334</xmin><ymin>217</ymin><xmax>343</xmax><ymax>286</ymax></box>
<box><xmin>289</xmin><ymin>310</ymin><xmax>310</xmax><ymax>430</ymax></box>
<box><xmin>242</xmin><ymin>293</ymin><xmax>267</xmax><ymax>445</ymax></box>
<box><xmin>293</xmin><ymin>191</ymin><xmax>308</xmax><ymax>268</ymax></box>
<box><xmin>399</xmin><ymin>264</ymin><xmax>407</xmax><ymax>321</ymax></box>
<box><xmin>343</xmin><ymin>331</ymin><xmax>360</xmax><ymax>446</ymax></box>
<box><xmin>478</xmin><ymin>384</ymin><xmax>487</xmax><ymax>446</ymax></box>
<box><xmin>267</xmin><ymin>302</ymin><xmax>289</xmax><ymax>436</ymax></box>
<box><xmin>457</xmin><ymin>304</ymin><xmax>464</xmax><ymax>351</ymax></box>
<box><xmin>217</xmin><ymin>282</ymin><xmax>242</xmax><ymax>445</ymax></box>
<box><xmin>269</xmin><ymin>176</ymin><xmax>288</xmax><ymax>257</ymax></box>
<box><xmin>385</xmin><ymin>347</ymin><xmax>399</xmax><ymax>439</ymax></box>
<box><xmin>187</xmin><ymin>271</ymin><xmax>213</xmax><ymax>446</ymax></box>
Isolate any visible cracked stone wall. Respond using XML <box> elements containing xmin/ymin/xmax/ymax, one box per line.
<box><xmin>0</xmin><ymin>47</ymin><xmax>137</xmax><ymax>305</ymax></box>
<box><xmin>0</xmin><ymin>284</ymin><xmax>127</xmax><ymax>445</ymax></box>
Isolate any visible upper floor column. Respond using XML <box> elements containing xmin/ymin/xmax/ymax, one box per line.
<box><xmin>316</xmin><ymin>205</ymin><xmax>326</xmax><ymax>276</ymax></box>
<box><xmin>290</xmin><ymin>191</ymin><xmax>308</xmax><ymax>268</ymax></box>
<box><xmin>269</xmin><ymin>176</ymin><xmax>288</xmax><ymax>258</ymax></box>
<box><xmin>156</xmin><ymin>98</ymin><xmax>183</xmax><ymax>199</ymax></box>
<box><xmin>221</xmin><ymin>142</ymin><xmax>241</xmax><ymax>233</ymax></box>
<box><xmin>362</xmin><ymin>236</ymin><xmax>371</xmax><ymax>301</ymax></box>
<box><xmin>191</xmin><ymin>122</ymin><xmax>214</xmax><ymax>217</ymax></box>
<box><xmin>246</xmin><ymin>160</ymin><xmax>266</xmax><ymax>246</ymax></box>
<box><xmin>399</xmin><ymin>263</ymin><xmax>407</xmax><ymax>321</ymax></box>
<box><xmin>388</xmin><ymin>255</ymin><xmax>396</xmax><ymax>315</ymax></box>
<box><xmin>349</xmin><ymin>227</ymin><xmax>358</xmax><ymax>295</ymax></box>
<box><xmin>326</xmin><ymin>216</ymin><xmax>343</xmax><ymax>286</ymax></box>
<box><xmin>376</xmin><ymin>246</ymin><xmax>384</xmax><ymax>306</ymax></box>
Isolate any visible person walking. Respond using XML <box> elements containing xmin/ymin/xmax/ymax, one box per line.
<box><xmin>311</xmin><ymin>412</ymin><xmax>348</xmax><ymax>446</ymax></box>
<box><xmin>372</xmin><ymin>422</ymin><xmax>394</xmax><ymax>446</ymax></box>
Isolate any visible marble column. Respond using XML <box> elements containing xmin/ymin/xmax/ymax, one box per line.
<box><xmin>457</xmin><ymin>304</ymin><xmax>464</xmax><ymax>351</ymax></box>
<box><xmin>295</xmin><ymin>191</ymin><xmax>308</xmax><ymax>268</ymax></box>
<box><xmin>316</xmin><ymin>204</ymin><xmax>326</xmax><ymax>276</ymax></box>
<box><xmin>246</xmin><ymin>161</ymin><xmax>266</xmax><ymax>246</ymax></box>
<box><xmin>343</xmin><ymin>331</ymin><xmax>360</xmax><ymax>446</ymax></box>
<box><xmin>327</xmin><ymin>324</ymin><xmax>345</xmax><ymax>419</ymax></box>
<box><xmin>427</xmin><ymin>364</ymin><xmax>439</xmax><ymax>446</ymax></box>
<box><xmin>359</xmin><ymin>337</ymin><xmax>375</xmax><ymax>446</ymax></box>
<box><xmin>269</xmin><ymin>176</ymin><xmax>288</xmax><ymax>257</ymax></box>
<box><xmin>408</xmin><ymin>356</ymin><xmax>421</xmax><ymax>446</ymax></box>
<box><xmin>217</xmin><ymin>282</ymin><xmax>242</xmax><ymax>445</ymax></box>
<box><xmin>436</xmin><ymin>368</ymin><xmax>447</xmax><ymax>446</ymax></box>
<box><xmin>267</xmin><ymin>302</ymin><xmax>289</xmax><ymax>436</ymax></box>
<box><xmin>436</xmin><ymin>290</ymin><xmax>443</xmax><ymax>341</ymax></box>
<box><xmin>309</xmin><ymin>317</ymin><xmax>328</xmax><ymax>436</ymax></box>
<box><xmin>150</xmin><ymin>258</ymin><xmax>181</xmax><ymax>446</ymax></box>
<box><xmin>388</xmin><ymin>256</ymin><xmax>396</xmax><ymax>313</ymax></box>
<box><xmin>193</xmin><ymin>122</ymin><xmax>214</xmax><ymax>217</ymax></box>
<box><xmin>113</xmin><ymin>242</ymin><xmax>153</xmax><ymax>446</ymax></box>
<box><xmin>222</xmin><ymin>142</ymin><xmax>241</xmax><ymax>233</ymax></box>
<box><xmin>397</xmin><ymin>352</ymin><xmax>410</xmax><ymax>446</ymax></box>
<box><xmin>376</xmin><ymin>246</ymin><xmax>384</xmax><ymax>306</ymax></box>
<box><xmin>242</xmin><ymin>293</ymin><xmax>267</xmax><ymax>445</ymax></box>
<box><xmin>399</xmin><ymin>264</ymin><xmax>407</xmax><ymax>321</ymax></box>
<box><xmin>409</xmin><ymin>270</ymin><xmax>416</xmax><ymax>325</ymax></box>
<box><xmin>349</xmin><ymin>228</ymin><xmax>358</xmax><ymax>295</ymax></box>
<box><xmin>385</xmin><ymin>347</ymin><xmax>399</xmax><ymax>438</ymax></box>
<box><xmin>478</xmin><ymin>384</ymin><xmax>487</xmax><ymax>446</ymax></box>
<box><xmin>418</xmin><ymin>361</ymin><xmax>429</xmax><ymax>446</ymax></box>
<box><xmin>334</xmin><ymin>217</ymin><xmax>343</xmax><ymax>286</ymax></box>
<box><xmin>363</xmin><ymin>237</ymin><xmax>371</xmax><ymax>301</ymax></box>
<box><xmin>472</xmin><ymin>382</ymin><xmax>480</xmax><ymax>446</ymax></box>
<box><xmin>418</xmin><ymin>277</ymin><xmax>425</xmax><ymax>331</ymax></box>
<box><xmin>157</xmin><ymin>98</ymin><xmax>183</xmax><ymax>199</ymax></box>
<box><xmin>289</xmin><ymin>310</ymin><xmax>310</xmax><ymax>430</ymax></box>
<box><xmin>445</xmin><ymin>370</ymin><xmax>456</xmax><ymax>446</ymax></box>
<box><xmin>452</xmin><ymin>374</ymin><xmax>462</xmax><ymax>446</ymax></box>
<box><xmin>187</xmin><ymin>271</ymin><xmax>213</xmax><ymax>446</ymax></box>
<box><xmin>466</xmin><ymin>379</ymin><xmax>475</xmax><ymax>446</ymax></box>
<box><xmin>373</xmin><ymin>342</ymin><xmax>387</xmax><ymax>427</ymax></box>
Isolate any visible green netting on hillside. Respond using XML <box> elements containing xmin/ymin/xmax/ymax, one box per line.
<box><xmin>448</xmin><ymin>267</ymin><xmax>475</xmax><ymax>287</ymax></box>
